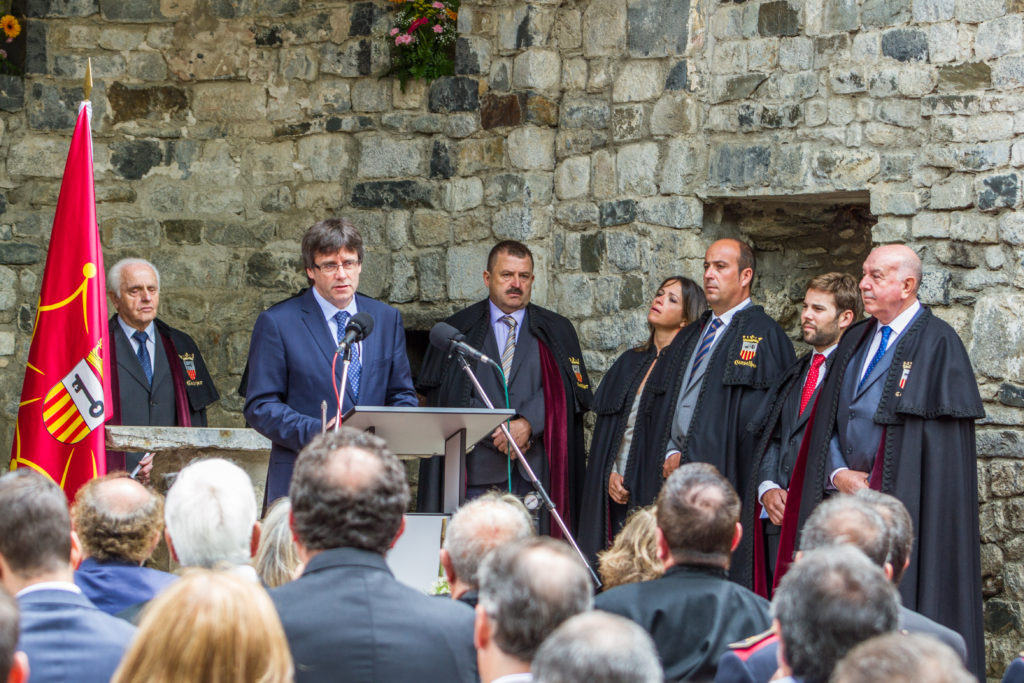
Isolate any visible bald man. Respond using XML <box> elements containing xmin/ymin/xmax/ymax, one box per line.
<box><xmin>787</xmin><ymin>244</ymin><xmax>985</xmax><ymax>680</ymax></box>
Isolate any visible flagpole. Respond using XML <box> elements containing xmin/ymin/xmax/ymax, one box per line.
<box><xmin>84</xmin><ymin>57</ymin><xmax>92</xmax><ymax>101</ymax></box>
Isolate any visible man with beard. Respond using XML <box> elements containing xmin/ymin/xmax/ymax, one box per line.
<box><xmin>792</xmin><ymin>244</ymin><xmax>985</xmax><ymax>679</ymax></box>
<box><xmin>747</xmin><ymin>273</ymin><xmax>860</xmax><ymax>594</ymax></box>
<box><xmin>417</xmin><ymin>240</ymin><xmax>592</xmax><ymax>536</ymax></box>
<box><xmin>629</xmin><ymin>238</ymin><xmax>794</xmax><ymax>582</ymax></box>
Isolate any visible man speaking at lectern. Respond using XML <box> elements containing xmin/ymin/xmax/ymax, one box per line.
<box><xmin>417</xmin><ymin>240</ymin><xmax>592</xmax><ymax>535</ymax></box>
<box><xmin>244</xmin><ymin>218</ymin><xmax>417</xmax><ymax>505</ymax></box>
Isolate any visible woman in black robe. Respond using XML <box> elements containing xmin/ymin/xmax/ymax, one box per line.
<box><xmin>578</xmin><ymin>276</ymin><xmax>706</xmax><ymax>569</ymax></box>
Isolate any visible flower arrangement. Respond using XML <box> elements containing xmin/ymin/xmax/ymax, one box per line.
<box><xmin>382</xmin><ymin>0</ymin><xmax>459</xmax><ymax>90</ymax></box>
<box><xmin>0</xmin><ymin>3</ymin><xmax>22</xmax><ymax>76</ymax></box>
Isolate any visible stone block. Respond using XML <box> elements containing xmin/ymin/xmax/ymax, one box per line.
<box><xmin>616</xmin><ymin>142</ymin><xmax>659</xmax><ymax>196</ymax></box>
<box><xmin>554</xmin><ymin>8</ymin><xmax>583</xmax><ymax>50</ymax></box>
<box><xmin>592</xmin><ymin>149</ymin><xmax>616</xmax><ymax>198</ymax></box>
<box><xmin>872</xmin><ymin>217</ymin><xmax>911</xmax><ymax>242</ymax></box>
<box><xmin>611</xmin><ymin>105</ymin><xmax>647</xmax><ymax>141</ymax></box>
<box><xmin>193</xmin><ymin>83</ymin><xmax>267</xmax><ymax>121</ymax></box>
<box><xmin>881</xmin><ymin>28</ymin><xmax>928</xmax><ymax>62</ymax></box>
<box><xmin>100</xmin><ymin>0</ymin><xmax>162</xmax><ymax>20</ymax></box>
<box><xmin>492</xmin><ymin>205</ymin><xmax>551</xmax><ymax>241</ymax></box>
<box><xmin>556</xmin><ymin>202</ymin><xmax>600</xmax><ymax>228</ymax></box>
<box><xmin>297</xmin><ymin>135</ymin><xmax>351</xmax><ymax>182</ymax></box>
<box><xmin>923</xmin><ymin>142</ymin><xmax>1010</xmax><ymax>171</ymax></box>
<box><xmin>627</xmin><ymin>0</ymin><xmax>690</xmax><ymax>57</ymax></box>
<box><xmin>927</xmin><ymin>22</ymin><xmax>959</xmax><ymax>64</ymax></box>
<box><xmin>937</xmin><ymin>62</ymin><xmax>993</xmax><ymax>92</ymax></box>
<box><xmin>27</xmin><ymin>82</ymin><xmax>86</xmax><ymax>132</ymax></box>
<box><xmin>709</xmin><ymin>144</ymin><xmax>772</xmax><ymax>188</ymax></box>
<box><xmin>358</xmin><ymin>136</ymin><xmax>423</xmax><ymax>178</ymax></box>
<box><xmin>930</xmin><ymin>176</ymin><xmax>975</xmax><ymax>209</ymax></box>
<box><xmin>318</xmin><ymin>40</ymin><xmax>374</xmax><ymax>78</ymax></box>
<box><xmin>29</xmin><ymin>0</ymin><xmax>98</xmax><ymax>16</ymax></box>
<box><xmin>560</xmin><ymin>97</ymin><xmax>610</xmax><ymax>129</ymax></box>
<box><xmin>562</xmin><ymin>57</ymin><xmax>587</xmax><ymax>90</ymax></box>
<box><xmin>410</xmin><ymin>211</ymin><xmax>451</xmax><ymax>247</ymax></box>
<box><xmin>978</xmin><ymin>173</ymin><xmax>1021</xmax><ymax>212</ymax></box>
<box><xmin>913</xmin><ymin>0</ymin><xmax>954</xmax><ymax>22</ymax></box>
<box><xmin>665</xmin><ymin>60</ymin><xmax>688</xmax><ymax>90</ymax></box>
<box><xmin>758</xmin><ymin>1</ymin><xmax>799</xmax><ymax>36</ymax></box>
<box><xmin>413</xmin><ymin>250</ymin><xmax>443</xmax><ymax>302</ymax></box>
<box><xmin>484</xmin><ymin>173</ymin><xmax>553</xmax><ymax>206</ymax></box>
<box><xmin>864</xmin><ymin>0</ymin><xmax>910</xmax><ymax>26</ymax></box>
<box><xmin>350</xmin><ymin>180</ymin><xmax>434</xmax><ymax>209</ymax></box>
<box><xmin>976</xmin><ymin>16</ymin><xmax>1024</xmax><ymax>61</ymax></box>
<box><xmin>812</xmin><ymin>149</ymin><xmax>880</xmax><ymax>187</ymax></box>
<box><xmin>582</xmin><ymin>0</ymin><xmax>627</xmax><ymax>57</ymax></box>
<box><xmin>581</xmin><ymin>233</ymin><xmax>606</xmax><ymax>271</ymax></box>
<box><xmin>637</xmin><ymin>196</ymin><xmax>702</xmax><ymax>229</ymax></box>
<box><xmin>599</xmin><ymin>200</ymin><xmax>637</xmax><ymax>227</ymax></box>
<box><xmin>555</xmin><ymin>156</ymin><xmax>590</xmax><ymax>200</ymax></box>
<box><xmin>955</xmin><ymin>0</ymin><xmax>1007</xmax><ymax>23</ymax></box>
<box><xmin>870</xmin><ymin>187</ymin><xmax>920</xmax><ymax>215</ymax></box>
<box><xmin>109</xmin><ymin>140</ymin><xmax>164</xmax><ymax>181</ymax></box>
<box><xmin>555</xmin><ymin>274</ymin><xmax>594</xmax><ymax>317</ymax></box>
<box><xmin>457</xmin><ymin>138</ymin><xmax>505</xmax><ymax>175</ymax></box>
<box><xmin>428</xmin><ymin>77</ymin><xmax>479</xmax><ymax>113</ymax></box>
<box><xmin>0</xmin><ymin>76</ymin><xmax>25</xmax><ymax>113</ymax></box>
<box><xmin>0</xmin><ymin>244</ymin><xmax>42</xmax><ymax>265</ymax></box>
<box><xmin>949</xmin><ymin>210</ymin><xmax>998</xmax><ymax>242</ymax></box>
<box><xmin>659</xmin><ymin>140</ymin><xmax>702</xmax><ymax>195</ymax></box>
<box><xmin>972</xmin><ymin>294</ymin><xmax>1024</xmax><ymax>382</ymax></box>
<box><xmin>651</xmin><ymin>93</ymin><xmax>696</xmax><ymax>135</ymax></box>
<box><xmin>710</xmin><ymin>73</ymin><xmax>769</xmax><ymax>103</ymax></box>
<box><xmin>480</xmin><ymin>93</ymin><xmax>524</xmax><ymax>130</ymax></box>
<box><xmin>512</xmin><ymin>49</ymin><xmax>561</xmax><ymax>91</ymax></box>
<box><xmin>351</xmin><ymin>79</ymin><xmax>389</xmax><ymax>112</ymax></box>
<box><xmin>613</xmin><ymin>61</ymin><xmax>663</xmax><ymax>103</ymax></box>
<box><xmin>994</xmin><ymin>56</ymin><xmax>1024</xmax><ymax>89</ymax></box>
<box><xmin>525</xmin><ymin>93</ymin><xmax>559</xmax><ymax>127</ymax></box>
<box><xmin>507</xmin><ymin>127</ymin><xmax>555</xmax><ymax>170</ymax></box>
<box><xmin>779</xmin><ymin>37</ymin><xmax>813</xmax><ymax>71</ymax></box>
<box><xmin>606</xmin><ymin>231</ymin><xmax>642</xmax><ymax>270</ymax></box>
<box><xmin>442</xmin><ymin>177</ymin><xmax>484</xmax><ymax>212</ymax></box>
<box><xmin>497</xmin><ymin>5</ymin><xmax>552</xmax><ymax>50</ymax></box>
<box><xmin>999</xmin><ymin>212</ymin><xmax>1024</xmax><ymax>245</ymax></box>
<box><xmin>823</xmin><ymin>0</ymin><xmax>859</xmax><ymax>32</ymax></box>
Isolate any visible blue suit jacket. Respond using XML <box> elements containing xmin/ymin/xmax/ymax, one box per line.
<box><xmin>18</xmin><ymin>588</ymin><xmax>137</xmax><ymax>683</ymax></box>
<box><xmin>244</xmin><ymin>290</ymin><xmax>417</xmax><ymax>501</ymax></box>
<box><xmin>74</xmin><ymin>557</ymin><xmax>177</xmax><ymax>615</ymax></box>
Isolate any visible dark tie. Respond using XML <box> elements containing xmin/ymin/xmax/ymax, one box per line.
<box><xmin>692</xmin><ymin>318</ymin><xmax>723</xmax><ymax>369</ymax></box>
<box><xmin>334</xmin><ymin>311</ymin><xmax>361</xmax><ymax>399</ymax></box>
<box><xmin>799</xmin><ymin>353</ymin><xmax>826</xmax><ymax>414</ymax></box>
<box><xmin>859</xmin><ymin>325</ymin><xmax>892</xmax><ymax>389</ymax></box>
<box><xmin>132</xmin><ymin>330</ymin><xmax>153</xmax><ymax>386</ymax></box>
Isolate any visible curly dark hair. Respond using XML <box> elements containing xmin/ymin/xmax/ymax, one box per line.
<box><xmin>71</xmin><ymin>474</ymin><xmax>164</xmax><ymax>564</ymax></box>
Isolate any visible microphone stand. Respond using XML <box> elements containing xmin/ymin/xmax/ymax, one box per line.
<box><xmin>451</xmin><ymin>350</ymin><xmax>601</xmax><ymax>588</ymax></box>
<box><xmin>328</xmin><ymin>344</ymin><xmax>354</xmax><ymax>433</ymax></box>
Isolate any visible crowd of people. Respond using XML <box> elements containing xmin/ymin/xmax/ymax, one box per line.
<box><xmin>4</xmin><ymin>217</ymin><xmax>1010</xmax><ymax>681</ymax></box>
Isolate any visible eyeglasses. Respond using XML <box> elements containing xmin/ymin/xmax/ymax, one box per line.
<box><xmin>312</xmin><ymin>260</ymin><xmax>361</xmax><ymax>275</ymax></box>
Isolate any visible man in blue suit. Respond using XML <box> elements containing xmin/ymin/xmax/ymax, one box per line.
<box><xmin>245</xmin><ymin>218</ymin><xmax>418</xmax><ymax>504</ymax></box>
<box><xmin>0</xmin><ymin>470</ymin><xmax>136</xmax><ymax>683</ymax></box>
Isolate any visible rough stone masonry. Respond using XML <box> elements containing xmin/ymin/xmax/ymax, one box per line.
<box><xmin>0</xmin><ymin>0</ymin><xmax>1023</xmax><ymax>674</ymax></box>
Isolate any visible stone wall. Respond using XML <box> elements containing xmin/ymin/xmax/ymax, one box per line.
<box><xmin>1</xmin><ymin>0</ymin><xmax>1023</xmax><ymax>674</ymax></box>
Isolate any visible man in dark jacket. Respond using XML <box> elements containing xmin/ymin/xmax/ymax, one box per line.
<box><xmin>595</xmin><ymin>463</ymin><xmax>771</xmax><ymax>682</ymax></box>
<box><xmin>271</xmin><ymin>428</ymin><xmax>478</xmax><ymax>683</ymax></box>
<box><xmin>417</xmin><ymin>240</ymin><xmax>593</xmax><ymax>536</ymax></box>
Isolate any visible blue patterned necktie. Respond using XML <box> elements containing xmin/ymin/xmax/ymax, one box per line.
<box><xmin>859</xmin><ymin>325</ymin><xmax>892</xmax><ymax>389</ymax></box>
<box><xmin>692</xmin><ymin>318</ymin><xmax>723</xmax><ymax>368</ymax></box>
<box><xmin>132</xmin><ymin>330</ymin><xmax>153</xmax><ymax>386</ymax></box>
<box><xmin>334</xmin><ymin>311</ymin><xmax>361</xmax><ymax>399</ymax></box>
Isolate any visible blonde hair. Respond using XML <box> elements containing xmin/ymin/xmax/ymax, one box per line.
<box><xmin>255</xmin><ymin>498</ymin><xmax>301</xmax><ymax>588</ymax></box>
<box><xmin>112</xmin><ymin>569</ymin><xmax>293</xmax><ymax>683</ymax></box>
<box><xmin>597</xmin><ymin>506</ymin><xmax>663</xmax><ymax>590</ymax></box>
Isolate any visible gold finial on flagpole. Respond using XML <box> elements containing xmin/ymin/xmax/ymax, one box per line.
<box><xmin>83</xmin><ymin>57</ymin><xmax>92</xmax><ymax>101</ymax></box>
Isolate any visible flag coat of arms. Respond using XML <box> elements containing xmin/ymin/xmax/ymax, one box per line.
<box><xmin>739</xmin><ymin>335</ymin><xmax>761</xmax><ymax>361</ymax></box>
<box><xmin>10</xmin><ymin>101</ymin><xmax>111</xmax><ymax>499</ymax></box>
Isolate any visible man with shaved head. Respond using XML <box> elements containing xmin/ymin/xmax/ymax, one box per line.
<box><xmin>788</xmin><ymin>244</ymin><xmax>985</xmax><ymax>679</ymax></box>
<box><xmin>71</xmin><ymin>473</ymin><xmax>175</xmax><ymax>616</ymax></box>
<box><xmin>271</xmin><ymin>428</ymin><xmax>478</xmax><ymax>683</ymax></box>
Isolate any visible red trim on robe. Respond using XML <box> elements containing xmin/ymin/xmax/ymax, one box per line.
<box><xmin>771</xmin><ymin>399</ymin><xmax>820</xmax><ymax>590</ymax></box>
<box><xmin>538</xmin><ymin>340</ymin><xmax>570</xmax><ymax>539</ymax></box>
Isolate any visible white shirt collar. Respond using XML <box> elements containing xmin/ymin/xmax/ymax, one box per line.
<box><xmin>817</xmin><ymin>342</ymin><xmax>839</xmax><ymax>359</ymax></box>
<box><xmin>312</xmin><ymin>286</ymin><xmax>358</xmax><ymax>322</ymax></box>
<box><xmin>878</xmin><ymin>300</ymin><xmax>921</xmax><ymax>335</ymax></box>
<box><xmin>117</xmin><ymin>316</ymin><xmax>156</xmax><ymax>344</ymax></box>
<box><xmin>489</xmin><ymin>300</ymin><xmax>526</xmax><ymax>328</ymax></box>
<box><xmin>17</xmin><ymin>580</ymin><xmax>82</xmax><ymax>597</ymax></box>
<box><xmin>712</xmin><ymin>297</ymin><xmax>751</xmax><ymax>328</ymax></box>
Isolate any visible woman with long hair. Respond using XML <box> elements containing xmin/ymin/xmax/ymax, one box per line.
<box><xmin>578</xmin><ymin>276</ymin><xmax>706</xmax><ymax>568</ymax></box>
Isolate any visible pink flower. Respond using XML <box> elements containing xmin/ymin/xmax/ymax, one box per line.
<box><xmin>0</xmin><ymin>49</ymin><xmax>6</xmax><ymax>59</ymax></box>
<box><xmin>395</xmin><ymin>33</ymin><xmax>414</xmax><ymax>45</ymax></box>
<box><xmin>432</xmin><ymin>24</ymin><xmax>443</xmax><ymax>33</ymax></box>
<box><xmin>432</xmin><ymin>1</ymin><xmax>444</xmax><ymax>7</ymax></box>
<box><xmin>408</xmin><ymin>16</ymin><xmax>429</xmax><ymax>32</ymax></box>
<box><xmin>389</xmin><ymin>27</ymin><xmax>399</xmax><ymax>36</ymax></box>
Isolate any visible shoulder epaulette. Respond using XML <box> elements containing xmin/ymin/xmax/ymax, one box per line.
<box><xmin>726</xmin><ymin>629</ymin><xmax>778</xmax><ymax>661</ymax></box>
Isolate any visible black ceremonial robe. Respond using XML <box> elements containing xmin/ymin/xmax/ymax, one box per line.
<box><xmin>630</xmin><ymin>306</ymin><xmax>795</xmax><ymax>587</ymax></box>
<box><xmin>416</xmin><ymin>300</ymin><xmax>593</xmax><ymax>536</ymax></box>
<box><xmin>792</xmin><ymin>309</ymin><xmax>986</xmax><ymax>680</ymax></box>
<box><xmin>578</xmin><ymin>344</ymin><xmax>658</xmax><ymax>567</ymax></box>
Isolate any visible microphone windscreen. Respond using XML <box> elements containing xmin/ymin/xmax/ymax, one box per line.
<box><xmin>429</xmin><ymin>322</ymin><xmax>461</xmax><ymax>350</ymax></box>
<box><xmin>349</xmin><ymin>311</ymin><xmax>375</xmax><ymax>339</ymax></box>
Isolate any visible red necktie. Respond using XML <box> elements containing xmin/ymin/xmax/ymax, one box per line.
<box><xmin>799</xmin><ymin>353</ymin><xmax>826</xmax><ymax>414</ymax></box>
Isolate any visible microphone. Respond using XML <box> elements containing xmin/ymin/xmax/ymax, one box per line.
<box><xmin>429</xmin><ymin>322</ymin><xmax>497</xmax><ymax>367</ymax></box>
<box><xmin>336</xmin><ymin>311</ymin><xmax>374</xmax><ymax>353</ymax></box>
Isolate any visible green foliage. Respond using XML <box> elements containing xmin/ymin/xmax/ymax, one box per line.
<box><xmin>382</xmin><ymin>0</ymin><xmax>460</xmax><ymax>91</ymax></box>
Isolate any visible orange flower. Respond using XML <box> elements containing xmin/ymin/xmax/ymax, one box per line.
<box><xmin>1</xmin><ymin>15</ymin><xmax>19</xmax><ymax>41</ymax></box>
<box><xmin>445</xmin><ymin>8</ymin><xmax>457</xmax><ymax>20</ymax></box>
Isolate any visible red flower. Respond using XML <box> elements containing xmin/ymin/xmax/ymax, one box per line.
<box><xmin>407</xmin><ymin>17</ymin><xmax>429</xmax><ymax>33</ymax></box>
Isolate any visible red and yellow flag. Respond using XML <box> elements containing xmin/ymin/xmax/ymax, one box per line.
<box><xmin>10</xmin><ymin>101</ymin><xmax>111</xmax><ymax>499</ymax></box>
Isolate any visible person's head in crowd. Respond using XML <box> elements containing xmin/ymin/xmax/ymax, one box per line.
<box><xmin>71</xmin><ymin>473</ymin><xmax>164</xmax><ymax>566</ymax></box>
<box><xmin>703</xmin><ymin>238</ymin><xmax>755</xmax><ymax>315</ymax></box>
<box><xmin>484</xmin><ymin>240</ymin><xmax>535</xmax><ymax>314</ymax></box>
<box><xmin>254</xmin><ymin>498</ymin><xmax>301</xmax><ymax>588</ymax></box>
<box><xmin>772</xmin><ymin>546</ymin><xmax>900</xmax><ymax>683</ymax></box>
<box><xmin>0</xmin><ymin>589</ymin><xmax>28</xmax><ymax>683</ymax></box>
<box><xmin>532</xmin><ymin>611</ymin><xmax>662</xmax><ymax>683</ymax></box>
<box><xmin>801</xmin><ymin>272</ymin><xmax>862</xmax><ymax>352</ymax></box>
<box><xmin>301</xmin><ymin>218</ymin><xmax>364</xmax><ymax>311</ymax></box>
<box><xmin>475</xmin><ymin>537</ymin><xmax>593</xmax><ymax>682</ymax></box>
<box><xmin>164</xmin><ymin>459</ymin><xmax>260</xmax><ymax>571</ymax></box>
<box><xmin>832</xmin><ymin>632</ymin><xmax>974</xmax><ymax>683</ymax></box>
<box><xmin>854</xmin><ymin>489</ymin><xmax>914</xmax><ymax>584</ymax></box>
<box><xmin>111</xmin><ymin>569</ymin><xmax>293</xmax><ymax>683</ymax></box>
<box><xmin>639</xmin><ymin>276</ymin><xmax>706</xmax><ymax>351</ymax></box>
<box><xmin>656</xmin><ymin>462</ymin><xmax>742</xmax><ymax>570</ymax></box>
<box><xmin>441</xmin><ymin>493</ymin><xmax>534</xmax><ymax>602</ymax></box>
<box><xmin>798</xmin><ymin>494</ymin><xmax>891</xmax><ymax>569</ymax></box>
<box><xmin>859</xmin><ymin>244</ymin><xmax>922</xmax><ymax>325</ymax></box>
<box><xmin>598</xmin><ymin>506</ymin><xmax>663</xmax><ymax>590</ymax></box>
<box><xmin>107</xmin><ymin>258</ymin><xmax>160</xmax><ymax>333</ymax></box>
<box><xmin>289</xmin><ymin>428</ymin><xmax>409</xmax><ymax>559</ymax></box>
<box><xmin>0</xmin><ymin>469</ymin><xmax>79</xmax><ymax>594</ymax></box>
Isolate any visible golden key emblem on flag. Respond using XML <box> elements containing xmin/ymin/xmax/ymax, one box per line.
<box><xmin>42</xmin><ymin>342</ymin><xmax>104</xmax><ymax>444</ymax></box>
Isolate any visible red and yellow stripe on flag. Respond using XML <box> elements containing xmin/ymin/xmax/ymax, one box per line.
<box><xmin>10</xmin><ymin>101</ymin><xmax>112</xmax><ymax>500</ymax></box>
